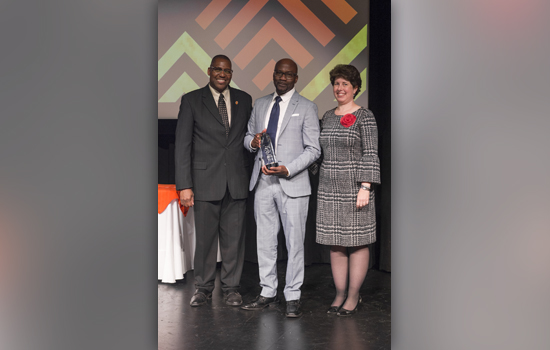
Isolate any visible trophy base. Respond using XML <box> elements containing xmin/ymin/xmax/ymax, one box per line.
<box><xmin>266</xmin><ymin>162</ymin><xmax>279</xmax><ymax>170</ymax></box>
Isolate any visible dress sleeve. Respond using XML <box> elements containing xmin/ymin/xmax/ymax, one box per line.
<box><xmin>356</xmin><ymin>109</ymin><xmax>381</xmax><ymax>184</ymax></box>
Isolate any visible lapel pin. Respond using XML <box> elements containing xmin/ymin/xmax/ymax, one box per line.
<box><xmin>235</xmin><ymin>101</ymin><xmax>238</xmax><ymax>105</ymax></box>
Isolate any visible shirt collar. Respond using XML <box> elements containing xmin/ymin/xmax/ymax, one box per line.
<box><xmin>274</xmin><ymin>87</ymin><xmax>295</xmax><ymax>103</ymax></box>
<box><xmin>209</xmin><ymin>84</ymin><xmax>230</xmax><ymax>102</ymax></box>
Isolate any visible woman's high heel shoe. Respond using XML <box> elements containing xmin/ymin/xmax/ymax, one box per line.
<box><xmin>327</xmin><ymin>295</ymin><xmax>347</xmax><ymax>314</ymax></box>
<box><xmin>337</xmin><ymin>295</ymin><xmax>362</xmax><ymax>317</ymax></box>
<box><xmin>326</xmin><ymin>304</ymin><xmax>342</xmax><ymax>314</ymax></box>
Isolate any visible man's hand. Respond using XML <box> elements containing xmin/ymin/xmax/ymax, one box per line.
<box><xmin>179</xmin><ymin>189</ymin><xmax>194</xmax><ymax>207</ymax></box>
<box><xmin>262</xmin><ymin>165</ymin><xmax>289</xmax><ymax>177</ymax></box>
<box><xmin>251</xmin><ymin>129</ymin><xmax>267</xmax><ymax>149</ymax></box>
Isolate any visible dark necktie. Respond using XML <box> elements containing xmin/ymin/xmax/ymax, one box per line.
<box><xmin>266</xmin><ymin>96</ymin><xmax>282</xmax><ymax>146</ymax></box>
<box><xmin>218</xmin><ymin>94</ymin><xmax>230</xmax><ymax>137</ymax></box>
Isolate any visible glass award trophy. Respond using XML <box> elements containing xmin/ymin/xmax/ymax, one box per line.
<box><xmin>260</xmin><ymin>133</ymin><xmax>278</xmax><ymax>169</ymax></box>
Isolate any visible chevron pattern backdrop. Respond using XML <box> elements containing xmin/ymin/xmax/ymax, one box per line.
<box><xmin>158</xmin><ymin>0</ymin><xmax>369</xmax><ymax>119</ymax></box>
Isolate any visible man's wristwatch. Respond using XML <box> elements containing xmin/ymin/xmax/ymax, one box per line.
<box><xmin>360</xmin><ymin>184</ymin><xmax>371</xmax><ymax>191</ymax></box>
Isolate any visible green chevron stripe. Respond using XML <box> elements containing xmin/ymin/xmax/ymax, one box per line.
<box><xmin>300</xmin><ymin>24</ymin><xmax>367</xmax><ymax>101</ymax></box>
<box><xmin>356</xmin><ymin>68</ymin><xmax>367</xmax><ymax>99</ymax></box>
<box><xmin>158</xmin><ymin>32</ymin><xmax>210</xmax><ymax>81</ymax></box>
<box><xmin>158</xmin><ymin>31</ymin><xmax>241</xmax><ymax>102</ymax></box>
<box><xmin>158</xmin><ymin>72</ymin><xmax>241</xmax><ymax>103</ymax></box>
<box><xmin>159</xmin><ymin>72</ymin><xmax>199</xmax><ymax>102</ymax></box>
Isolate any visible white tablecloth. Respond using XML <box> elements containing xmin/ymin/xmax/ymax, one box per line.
<box><xmin>158</xmin><ymin>201</ymin><xmax>221</xmax><ymax>283</ymax></box>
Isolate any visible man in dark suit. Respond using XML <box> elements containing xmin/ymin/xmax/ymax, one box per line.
<box><xmin>175</xmin><ymin>55</ymin><xmax>252</xmax><ymax>307</ymax></box>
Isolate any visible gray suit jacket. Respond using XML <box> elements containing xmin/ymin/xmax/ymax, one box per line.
<box><xmin>175</xmin><ymin>85</ymin><xmax>252</xmax><ymax>201</ymax></box>
<box><xmin>244</xmin><ymin>91</ymin><xmax>321</xmax><ymax>197</ymax></box>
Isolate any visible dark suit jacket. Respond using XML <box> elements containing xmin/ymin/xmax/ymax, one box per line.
<box><xmin>175</xmin><ymin>85</ymin><xmax>252</xmax><ymax>201</ymax></box>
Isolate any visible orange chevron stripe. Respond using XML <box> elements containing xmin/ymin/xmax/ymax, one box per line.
<box><xmin>278</xmin><ymin>0</ymin><xmax>334</xmax><ymax>46</ymax></box>
<box><xmin>234</xmin><ymin>17</ymin><xmax>313</xmax><ymax>70</ymax></box>
<box><xmin>215</xmin><ymin>0</ymin><xmax>269</xmax><ymax>49</ymax></box>
<box><xmin>196</xmin><ymin>0</ymin><xmax>232</xmax><ymax>30</ymax></box>
<box><xmin>252</xmin><ymin>59</ymin><xmax>277</xmax><ymax>91</ymax></box>
<box><xmin>321</xmin><ymin>0</ymin><xmax>357</xmax><ymax>24</ymax></box>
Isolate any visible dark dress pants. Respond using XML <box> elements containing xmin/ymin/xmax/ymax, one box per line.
<box><xmin>192</xmin><ymin>187</ymin><xmax>246</xmax><ymax>293</ymax></box>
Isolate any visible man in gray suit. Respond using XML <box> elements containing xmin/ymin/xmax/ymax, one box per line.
<box><xmin>175</xmin><ymin>55</ymin><xmax>252</xmax><ymax>307</ymax></box>
<box><xmin>241</xmin><ymin>58</ymin><xmax>321</xmax><ymax>318</ymax></box>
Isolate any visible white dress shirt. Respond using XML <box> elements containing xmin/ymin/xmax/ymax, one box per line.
<box><xmin>263</xmin><ymin>87</ymin><xmax>295</xmax><ymax>153</ymax></box>
<box><xmin>250</xmin><ymin>88</ymin><xmax>295</xmax><ymax>152</ymax></box>
<box><xmin>208</xmin><ymin>84</ymin><xmax>232</xmax><ymax>125</ymax></box>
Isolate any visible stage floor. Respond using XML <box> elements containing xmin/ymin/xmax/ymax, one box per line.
<box><xmin>158</xmin><ymin>261</ymin><xmax>391</xmax><ymax>350</ymax></box>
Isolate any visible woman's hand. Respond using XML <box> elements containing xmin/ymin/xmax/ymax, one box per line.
<box><xmin>356</xmin><ymin>183</ymin><xmax>370</xmax><ymax>209</ymax></box>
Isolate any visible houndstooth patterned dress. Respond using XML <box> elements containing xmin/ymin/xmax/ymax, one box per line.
<box><xmin>316</xmin><ymin>107</ymin><xmax>380</xmax><ymax>246</ymax></box>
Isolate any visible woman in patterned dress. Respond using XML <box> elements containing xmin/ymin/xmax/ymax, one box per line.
<box><xmin>316</xmin><ymin>65</ymin><xmax>380</xmax><ymax>316</ymax></box>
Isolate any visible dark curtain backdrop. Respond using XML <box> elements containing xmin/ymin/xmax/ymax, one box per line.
<box><xmin>158</xmin><ymin>2</ymin><xmax>390</xmax><ymax>271</ymax></box>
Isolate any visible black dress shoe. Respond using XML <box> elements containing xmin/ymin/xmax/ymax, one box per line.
<box><xmin>241</xmin><ymin>295</ymin><xmax>279</xmax><ymax>310</ymax></box>
<box><xmin>337</xmin><ymin>295</ymin><xmax>362</xmax><ymax>317</ymax></box>
<box><xmin>190</xmin><ymin>289</ymin><xmax>212</xmax><ymax>307</ymax></box>
<box><xmin>223</xmin><ymin>291</ymin><xmax>243</xmax><ymax>306</ymax></box>
<box><xmin>326</xmin><ymin>305</ymin><xmax>342</xmax><ymax>314</ymax></box>
<box><xmin>327</xmin><ymin>295</ymin><xmax>347</xmax><ymax>314</ymax></box>
<box><xmin>286</xmin><ymin>300</ymin><xmax>302</xmax><ymax>318</ymax></box>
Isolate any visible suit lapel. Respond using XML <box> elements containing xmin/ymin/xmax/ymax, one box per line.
<box><xmin>277</xmin><ymin>91</ymin><xmax>299</xmax><ymax>136</ymax></box>
<box><xmin>258</xmin><ymin>95</ymin><xmax>273</xmax><ymax>132</ymax></box>
<box><xmin>202</xmin><ymin>85</ymin><xmax>224</xmax><ymax>127</ymax></box>
<box><xmin>227</xmin><ymin>87</ymin><xmax>239</xmax><ymax>139</ymax></box>
<box><xmin>229</xmin><ymin>87</ymin><xmax>239</xmax><ymax>120</ymax></box>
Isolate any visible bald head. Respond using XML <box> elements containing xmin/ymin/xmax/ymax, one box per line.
<box><xmin>275</xmin><ymin>59</ymin><xmax>297</xmax><ymax>73</ymax></box>
<box><xmin>273</xmin><ymin>59</ymin><xmax>298</xmax><ymax>96</ymax></box>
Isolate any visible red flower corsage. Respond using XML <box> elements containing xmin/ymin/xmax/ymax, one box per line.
<box><xmin>340</xmin><ymin>113</ymin><xmax>356</xmax><ymax>128</ymax></box>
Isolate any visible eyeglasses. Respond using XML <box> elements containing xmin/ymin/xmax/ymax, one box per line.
<box><xmin>210</xmin><ymin>67</ymin><xmax>233</xmax><ymax>75</ymax></box>
<box><xmin>274</xmin><ymin>70</ymin><xmax>297</xmax><ymax>79</ymax></box>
